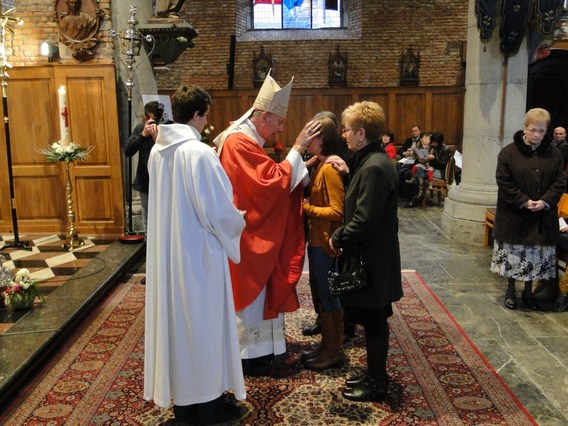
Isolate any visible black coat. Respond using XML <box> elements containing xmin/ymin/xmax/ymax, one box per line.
<box><xmin>331</xmin><ymin>141</ymin><xmax>403</xmax><ymax>310</ymax></box>
<box><xmin>122</xmin><ymin>122</ymin><xmax>154</xmax><ymax>193</ymax></box>
<box><xmin>493</xmin><ymin>130</ymin><xmax>566</xmax><ymax>246</ymax></box>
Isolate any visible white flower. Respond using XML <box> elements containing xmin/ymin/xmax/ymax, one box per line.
<box><xmin>15</xmin><ymin>268</ymin><xmax>30</xmax><ymax>280</ymax></box>
<box><xmin>204</xmin><ymin>128</ymin><xmax>210</xmax><ymax>135</ymax></box>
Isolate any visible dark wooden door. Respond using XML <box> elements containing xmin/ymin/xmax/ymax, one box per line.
<box><xmin>528</xmin><ymin>49</ymin><xmax>568</xmax><ymax>132</ymax></box>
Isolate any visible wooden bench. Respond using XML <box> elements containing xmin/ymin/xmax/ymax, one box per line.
<box><xmin>557</xmin><ymin>249</ymin><xmax>568</xmax><ymax>274</ymax></box>
<box><xmin>483</xmin><ymin>208</ymin><xmax>496</xmax><ymax>247</ymax></box>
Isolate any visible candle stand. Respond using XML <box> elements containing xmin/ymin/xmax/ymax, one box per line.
<box><xmin>63</xmin><ymin>159</ymin><xmax>83</xmax><ymax>251</ymax></box>
<box><xmin>0</xmin><ymin>6</ymin><xmax>28</xmax><ymax>252</ymax></box>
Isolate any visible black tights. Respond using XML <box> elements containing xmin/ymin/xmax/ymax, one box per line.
<box><xmin>506</xmin><ymin>278</ymin><xmax>531</xmax><ymax>296</ymax></box>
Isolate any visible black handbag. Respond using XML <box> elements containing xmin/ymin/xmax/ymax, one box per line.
<box><xmin>327</xmin><ymin>253</ymin><xmax>368</xmax><ymax>296</ymax></box>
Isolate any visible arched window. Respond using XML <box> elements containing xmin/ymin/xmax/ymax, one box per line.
<box><xmin>252</xmin><ymin>0</ymin><xmax>343</xmax><ymax>30</ymax></box>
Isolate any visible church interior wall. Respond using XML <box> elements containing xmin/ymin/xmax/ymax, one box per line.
<box><xmin>0</xmin><ymin>0</ymin><xmax>468</xmax><ymax>236</ymax></box>
<box><xmin>156</xmin><ymin>0</ymin><xmax>468</xmax><ymax>90</ymax></box>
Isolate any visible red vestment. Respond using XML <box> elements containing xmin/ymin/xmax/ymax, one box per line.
<box><xmin>220</xmin><ymin>132</ymin><xmax>305</xmax><ymax>319</ymax></box>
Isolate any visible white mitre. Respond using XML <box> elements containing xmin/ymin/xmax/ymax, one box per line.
<box><xmin>214</xmin><ymin>69</ymin><xmax>293</xmax><ymax>155</ymax></box>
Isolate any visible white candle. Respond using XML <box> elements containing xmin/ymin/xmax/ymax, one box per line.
<box><xmin>58</xmin><ymin>86</ymin><xmax>70</xmax><ymax>145</ymax></box>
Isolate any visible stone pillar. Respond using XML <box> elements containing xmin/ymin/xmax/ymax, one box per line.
<box><xmin>441</xmin><ymin>0</ymin><xmax>529</xmax><ymax>244</ymax></box>
<box><xmin>112</xmin><ymin>1</ymin><xmax>158</xmax><ymax>232</ymax></box>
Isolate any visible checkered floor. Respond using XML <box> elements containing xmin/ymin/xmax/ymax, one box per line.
<box><xmin>0</xmin><ymin>234</ymin><xmax>115</xmax><ymax>332</ymax></box>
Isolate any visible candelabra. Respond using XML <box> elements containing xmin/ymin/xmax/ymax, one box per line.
<box><xmin>0</xmin><ymin>4</ymin><xmax>28</xmax><ymax>252</ymax></box>
<box><xmin>111</xmin><ymin>5</ymin><xmax>154</xmax><ymax>244</ymax></box>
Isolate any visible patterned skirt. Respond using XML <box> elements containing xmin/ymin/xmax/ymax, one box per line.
<box><xmin>490</xmin><ymin>240</ymin><xmax>556</xmax><ymax>281</ymax></box>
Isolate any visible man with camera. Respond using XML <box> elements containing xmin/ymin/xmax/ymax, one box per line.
<box><xmin>122</xmin><ymin>101</ymin><xmax>165</xmax><ymax>232</ymax></box>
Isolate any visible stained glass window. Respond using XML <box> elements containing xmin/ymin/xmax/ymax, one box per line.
<box><xmin>252</xmin><ymin>0</ymin><xmax>343</xmax><ymax>30</ymax></box>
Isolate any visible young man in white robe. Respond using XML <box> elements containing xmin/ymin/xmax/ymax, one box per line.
<box><xmin>144</xmin><ymin>85</ymin><xmax>248</xmax><ymax>425</ymax></box>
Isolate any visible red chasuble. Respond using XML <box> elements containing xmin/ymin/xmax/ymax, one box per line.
<box><xmin>220</xmin><ymin>132</ymin><xmax>305</xmax><ymax>319</ymax></box>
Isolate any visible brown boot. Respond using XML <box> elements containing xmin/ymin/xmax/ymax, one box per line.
<box><xmin>304</xmin><ymin>310</ymin><xmax>345</xmax><ymax>371</ymax></box>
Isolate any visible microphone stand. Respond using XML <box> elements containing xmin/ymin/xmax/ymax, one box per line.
<box><xmin>0</xmin><ymin>5</ymin><xmax>29</xmax><ymax>252</ymax></box>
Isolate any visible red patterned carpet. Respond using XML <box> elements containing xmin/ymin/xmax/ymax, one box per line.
<box><xmin>0</xmin><ymin>271</ymin><xmax>537</xmax><ymax>425</ymax></box>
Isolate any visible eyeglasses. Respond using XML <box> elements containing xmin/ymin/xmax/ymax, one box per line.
<box><xmin>525</xmin><ymin>127</ymin><xmax>547</xmax><ymax>134</ymax></box>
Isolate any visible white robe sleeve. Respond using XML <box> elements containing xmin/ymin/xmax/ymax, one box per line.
<box><xmin>285</xmin><ymin>148</ymin><xmax>309</xmax><ymax>192</ymax></box>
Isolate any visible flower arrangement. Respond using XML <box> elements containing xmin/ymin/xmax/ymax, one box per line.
<box><xmin>0</xmin><ymin>255</ymin><xmax>10</xmax><ymax>308</ymax></box>
<box><xmin>39</xmin><ymin>136</ymin><xmax>95</xmax><ymax>163</ymax></box>
<box><xmin>2</xmin><ymin>268</ymin><xmax>42</xmax><ymax>310</ymax></box>
<box><xmin>201</xmin><ymin>125</ymin><xmax>215</xmax><ymax>145</ymax></box>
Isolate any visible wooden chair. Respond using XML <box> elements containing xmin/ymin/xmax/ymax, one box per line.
<box><xmin>556</xmin><ymin>194</ymin><xmax>568</xmax><ymax>273</ymax></box>
<box><xmin>483</xmin><ymin>208</ymin><xmax>496</xmax><ymax>246</ymax></box>
<box><xmin>421</xmin><ymin>156</ymin><xmax>455</xmax><ymax>208</ymax></box>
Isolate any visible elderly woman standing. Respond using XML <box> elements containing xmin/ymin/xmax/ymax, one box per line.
<box><xmin>328</xmin><ymin>101</ymin><xmax>403</xmax><ymax>402</ymax></box>
<box><xmin>491</xmin><ymin>108</ymin><xmax>566</xmax><ymax>310</ymax></box>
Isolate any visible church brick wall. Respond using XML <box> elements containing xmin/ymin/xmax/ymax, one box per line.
<box><xmin>8</xmin><ymin>0</ymin><xmax>113</xmax><ymax>66</ymax></box>
<box><xmin>156</xmin><ymin>0</ymin><xmax>468</xmax><ymax>90</ymax></box>
<box><xmin>6</xmin><ymin>0</ymin><xmax>467</xmax><ymax>89</ymax></box>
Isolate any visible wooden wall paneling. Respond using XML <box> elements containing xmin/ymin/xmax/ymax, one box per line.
<box><xmin>387</xmin><ymin>92</ymin><xmax>398</xmax><ymax>138</ymax></box>
<box><xmin>282</xmin><ymin>94</ymin><xmax>318</xmax><ymax>147</ymax></box>
<box><xmin>431</xmin><ymin>92</ymin><xmax>465</xmax><ymax>151</ymax></box>
<box><xmin>319</xmin><ymin>94</ymin><xmax>354</xmax><ymax>122</ymax></box>
<box><xmin>395</xmin><ymin>93</ymin><xmax>426</xmax><ymax>149</ymax></box>
<box><xmin>424</xmin><ymin>92</ymin><xmax>434</xmax><ymax>132</ymax></box>
<box><xmin>209</xmin><ymin>91</ymin><xmax>249</xmax><ymax>139</ymax></box>
<box><xmin>173</xmin><ymin>86</ymin><xmax>464</xmax><ymax>157</ymax></box>
<box><xmin>54</xmin><ymin>65</ymin><xmax>124</xmax><ymax>236</ymax></box>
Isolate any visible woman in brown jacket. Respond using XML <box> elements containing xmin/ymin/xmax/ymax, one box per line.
<box><xmin>491</xmin><ymin>108</ymin><xmax>566</xmax><ymax>310</ymax></box>
<box><xmin>301</xmin><ymin>114</ymin><xmax>345</xmax><ymax>371</ymax></box>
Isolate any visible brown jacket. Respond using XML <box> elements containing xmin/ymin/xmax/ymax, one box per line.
<box><xmin>493</xmin><ymin>130</ymin><xmax>566</xmax><ymax>245</ymax></box>
<box><xmin>303</xmin><ymin>163</ymin><xmax>344</xmax><ymax>256</ymax></box>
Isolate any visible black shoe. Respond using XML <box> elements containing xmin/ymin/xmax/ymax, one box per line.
<box><xmin>173</xmin><ymin>404</ymin><xmax>198</xmax><ymax>425</ymax></box>
<box><xmin>345</xmin><ymin>373</ymin><xmax>367</xmax><ymax>388</ymax></box>
<box><xmin>557</xmin><ymin>293</ymin><xmax>568</xmax><ymax>312</ymax></box>
<box><xmin>404</xmin><ymin>196</ymin><xmax>422</xmax><ymax>208</ymax></box>
<box><xmin>342</xmin><ymin>376</ymin><xmax>387</xmax><ymax>402</ymax></box>
<box><xmin>343</xmin><ymin>323</ymin><xmax>356</xmax><ymax>343</ymax></box>
<box><xmin>241</xmin><ymin>357</ymin><xmax>273</xmax><ymax>377</ymax></box>
<box><xmin>503</xmin><ymin>290</ymin><xmax>517</xmax><ymax>310</ymax></box>
<box><xmin>302</xmin><ymin>323</ymin><xmax>321</xmax><ymax>336</ymax></box>
<box><xmin>522</xmin><ymin>289</ymin><xmax>538</xmax><ymax>310</ymax></box>
<box><xmin>197</xmin><ymin>402</ymin><xmax>250</xmax><ymax>425</ymax></box>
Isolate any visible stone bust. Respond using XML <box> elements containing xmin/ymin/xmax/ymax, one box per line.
<box><xmin>154</xmin><ymin>0</ymin><xmax>188</xmax><ymax>18</ymax></box>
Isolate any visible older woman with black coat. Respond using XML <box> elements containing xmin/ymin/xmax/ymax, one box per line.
<box><xmin>328</xmin><ymin>101</ymin><xmax>403</xmax><ymax>402</ymax></box>
<box><xmin>491</xmin><ymin>108</ymin><xmax>566</xmax><ymax>310</ymax></box>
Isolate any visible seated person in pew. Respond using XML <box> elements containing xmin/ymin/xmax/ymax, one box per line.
<box><xmin>404</xmin><ymin>133</ymin><xmax>433</xmax><ymax>208</ymax></box>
